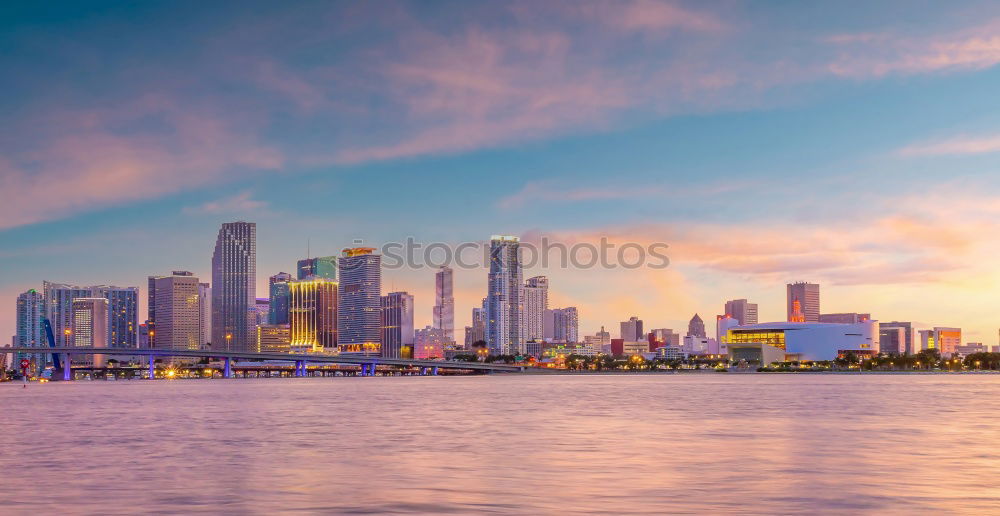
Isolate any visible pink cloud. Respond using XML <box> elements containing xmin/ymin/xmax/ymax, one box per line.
<box><xmin>182</xmin><ymin>191</ymin><xmax>270</xmax><ymax>215</ymax></box>
<box><xmin>897</xmin><ymin>134</ymin><xmax>1000</xmax><ymax>157</ymax></box>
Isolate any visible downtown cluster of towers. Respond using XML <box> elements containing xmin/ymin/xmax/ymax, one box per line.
<box><xmin>7</xmin><ymin>223</ymin><xmax>581</xmax><ymax>369</ymax></box>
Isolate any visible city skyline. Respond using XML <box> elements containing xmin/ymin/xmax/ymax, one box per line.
<box><xmin>4</xmin><ymin>1</ymin><xmax>1000</xmax><ymax>344</ymax></box>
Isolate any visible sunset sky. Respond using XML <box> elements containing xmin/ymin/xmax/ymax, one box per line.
<box><xmin>4</xmin><ymin>1</ymin><xmax>1000</xmax><ymax>343</ymax></box>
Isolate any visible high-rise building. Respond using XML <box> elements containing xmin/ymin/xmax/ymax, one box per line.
<box><xmin>880</xmin><ymin>321</ymin><xmax>914</xmax><ymax>354</ymax></box>
<box><xmin>198</xmin><ymin>283</ymin><xmax>211</xmax><ymax>348</ymax></box>
<box><xmin>72</xmin><ymin>297</ymin><xmax>108</xmax><ymax>366</ymax></box>
<box><xmin>650</xmin><ymin>328</ymin><xmax>680</xmax><ymax>347</ymax></box>
<box><xmin>256</xmin><ymin>324</ymin><xmax>291</xmax><ymax>353</ymax></box>
<box><xmin>414</xmin><ymin>326</ymin><xmax>447</xmax><ymax>359</ymax></box>
<box><xmin>879</xmin><ymin>326</ymin><xmax>906</xmax><ymax>355</ymax></box>
<box><xmin>819</xmin><ymin>313</ymin><xmax>871</xmax><ymax>324</ymax></box>
<box><xmin>254</xmin><ymin>298</ymin><xmax>270</xmax><ymax>326</ymax></box>
<box><xmin>338</xmin><ymin>247</ymin><xmax>381</xmax><ymax>354</ymax></box>
<box><xmin>211</xmin><ymin>221</ymin><xmax>256</xmax><ymax>352</ymax></box>
<box><xmin>486</xmin><ymin>236</ymin><xmax>523</xmax><ymax>355</ymax></box>
<box><xmin>288</xmin><ymin>277</ymin><xmax>338</xmax><ymax>353</ymax></box>
<box><xmin>43</xmin><ymin>282</ymin><xmax>137</xmax><ymax>352</ymax></box>
<box><xmin>620</xmin><ymin>316</ymin><xmax>644</xmax><ymax>341</ymax></box>
<box><xmin>148</xmin><ymin>272</ymin><xmax>202</xmax><ymax>354</ymax></box>
<box><xmin>543</xmin><ymin>307</ymin><xmax>578</xmax><ymax>343</ymax></box>
<box><xmin>381</xmin><ymin>291</ymin><xmax>414</xmax><ymax>359</ymax></box>
<box><xmin>522</xmin><ymin>276</ymin><xmax>548</xmax><ymax>344</ymax></box>
<box><xmin>688</xmin><ymin>314</ymin><xmax>706</xmax><ymax>338</ymax></box>
<box><xmin>433</xmin><ymin>267</ymin><xmax>455</xmax><ymax>344</ymax></box>
<box><xmin>297</xmin><ymin>256</ymin><xmax>338</xmax><ymax>280</ymax></box>
<box><xmin>724</xmin><ymin>299</ymin><xmax>758</xmax><ymax>325</ymax></box>
<box><xmin>15</xmin><ymin>289</ymin><xmax>46</xmax><ymax>371</ymax></box>
<box><xmin>268</xmin><ymin>272</ymin><xmax>293</xmax><ymax>325</ymax></box>
<box><xmin>786</xmin><ymin>282</ymin><xmax>820</xmax><ymax>323</ymax></box>
<box><xmin>466</xmin><ymin>305</ymin><xmax>487</xmax><ymax>348</ymax></box>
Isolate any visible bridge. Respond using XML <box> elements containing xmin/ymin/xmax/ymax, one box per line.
<box><xmin>4</xmin><ymin>347</ymin><xmax>534</xmax><ymax>380</ymax></box>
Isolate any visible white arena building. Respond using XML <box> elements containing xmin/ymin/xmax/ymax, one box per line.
<box><xmin>724</xmin><ymin>321</ymin><xmax>879</xmax><ymax>363</ymax></box>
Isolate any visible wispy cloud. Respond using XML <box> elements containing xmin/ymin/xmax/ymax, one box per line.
<box><xmin>897</xmin><ymin>134</ymin><xmax>1000</xmax><ymax>157</ymax></box>
<box><xmin>496</xmin><ymin>180</ymin><xmax>743</xmax><ymax>209</ymax></box>
<box><xmin>182</xmin><ymin>191</ymin><xmax>270</xmax><ymax>215</ymax></box>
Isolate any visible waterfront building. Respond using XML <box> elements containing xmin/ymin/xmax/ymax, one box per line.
<box><xmin>433</xmin><ymin>267</ymin><xmax>455</xmax><ymax>344</ymax></box>
<box><xmin>148</xmin><ymin>271</ymin><xmax>202</xmax><ymax>354</ymax></box>
<box><xmin>268</xmin><ymin>272</ymin><xmax>293</xmax><ymax>325</ymax></box>
<box><xmin>724</xmin><ymin>299</ymin><xmax>758</xmax><ymax>325</ymax></box>
<box><xmin>211</xmin><ymin>221</ymin><xmax>256</xmax><ymax>352</ymax></box>
<box><xmin>414</xmin><ymin>326</ymin><xmax>446</xmax><ymax>359</ymax></box>
<box><xmin>620</xmin><ymin>316</ymin><xmax>644</xmax><ymax>342</ymax></box>
<box><xmin>725</xmin><ymin>321</ymin><xmax>878</xmax><ymax>362</ymax></box>
<box><xmin>44</xmin><ymin>282</ymin><xmax>138</xmax><ymax>352</ymax></box>
<box><xmin>72</xmin><ymin>297</ymin><xmax>109</xmax><ymax>366</ymax></box>
<box><xmin>297</xmin><ymin>256</ymin><xmax>337</xmax><ymax>280</ymax></box>
<box><xmin>381</xmin><ymin>291</ymin><xmax>415</xmax><ymax>359</ymax></box>
<box><xmin>820</xmin><ymin>313</ymin><xmax>870</xmax><ymax>324</ymax></box>
<box><xmin>543</xmin><ymin>307</ymin><xmax>579</xmax><ymax>343</ymax></box>
<box><xmin>486</xmin><ymin>235</ymin><xmax>522</xmax><ymax>355</ymax></box>
<box><xmin>716</xmin><ymin>315</ymin><xmax>740</xmax><ymax>354</ymax></box>
<box><xmin>15</xmin><ymin>289</ymin><xmax>46</xmax><ymax>371</ymax></box>
<box><xmin>682</xmin><ymin>335</ymin><xmax>712</xmax><ymax>355</ymax></box>
<box><xmin>687</xmin><ymin>314</ymin><xmax>706</xmax><ymax>338</ymax></box>
<box><xmin>198</xmin><ymin>283</ymin><xmax>211</xmax><ymax>348</ymax></box>
<box><xmin>656</xmin><ymin>346</ymin><xmax>686</xmax><ymax>360</ymax></box>
<box><xmin>338</xmin><ymin>247</ymin><xmax>381</xmax><ymax>354</ymax></box>
<box><xmin>522</xmin><ymin>276</ymin><xmax>548</xmax><ymax>344</ymax></box>
<box><xmin>786</xmin><ymin>282</ymin><xmax>820</xmax><ymax>322</ymax></box>
<box><xmin>955</xmin><ymin>342</ymin><xmax>987</xmax><ymax>358</ymax></box>
<box><xmin>256</xmin><ymin>324</ymin><xmax>291</xmax><ymax>353</ymax></box>
<box><xmin>880</xmin><ymin>321</ymin><xmax>914</xmax><ymax>354</ymax></box>
<box><xmin>917</xmin><ymin>327</ymin><xmax>962</xmax><ymax>356</ymax></box>
<box><xmin>289</xmin><ymin>277</ymin><xmax>338</xmax><ymax>353</ymax></box>
<box><xmin>611</xmin><ymin>339</ymin><xmax>648</xmax><ymax>357</ymax></box>
<box><xmin>879</xmin><ymin>326</ymin><xmax>906</xmax><ymax>355</ymax></box>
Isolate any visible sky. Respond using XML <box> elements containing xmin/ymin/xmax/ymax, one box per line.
<box><xmin>4</xmin><ymin>0</ymin><xmax>1000</xmax><ymax>344</ymax></box>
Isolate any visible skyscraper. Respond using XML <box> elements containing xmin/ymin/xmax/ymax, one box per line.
<box><xmin>880</xmin><ymin>321</ymin><xmax>914</xmax><ymax>354</ymax></box>
<box><xmin>72</xmin><ymin>297</ymin><xmax>108</xmax><ymax>366</ymax></box>
<box><xmin>433</xmin><ymin>267</ymin><xmax>455</xmax><ymax>344</ymax></box>
<box><xmin>724</xmin><ymin>299</ymin><xmax>758</xmax><ymax>325</ymax></box>
<box><xmin>522</xmin><ymin>276</ymin><xmax>548</xmax><ymax>344</ymax></box>
<box><xmin>268</xmin><ymin>272</ymin><xmax>293</xmax><ymax>324</ymax></box>
<box><xmin>43</xmin><ymin>281</ymin><xmax>137</xmax><ymax>351</ymax></box>
<box><xmin>211</xmin><ymin>221</ymin><xmax>256</xmax><ymax>352</ymax></box>
<box><xmin>486</xmin><ymin>236</ymin><xmax>522</xmax><ymax>355</ymax></box>
<box><xmin>15</xmin><ymin>289</ymin><xmax>46</xmax><ymax>370</ymax></box>
<box><xmin>198</xmin><ymin>282</ymin><xmax>212</xmax><ymax>348</ymax></box>
<box><xmin>148</xmin><ymin>271</ymin><xmax>202</xmax><ymax>353</ymax></box>
<box><xmin>381</xmin><ymin>291</ymin><xmax>414</xmax><ymax>359</ymax></box>
<box><xmin>543</xmin><ymin>307</ymin><xmax>579</xmax><ymax>343</ymax></box>
<box><xmin>467</xmin><ymin>304</ymin><xmax>487</xmax><ymax>348</ymax></box>
<box><xmin>786</xmin><ymin>282</ymin><xmax>820</xmax><ymax>323</ymax></box>
<box><xmin>620</xmin><ymin>316</ymin><xmax>644</xmax><ymax>341</ymax></box>
<box><xmin>288</xmin><ymin>277</ymin><xmax>338</xmax><ymax>353</ymax></box>
<box><xmin>338</xmin><ymin>247</ymin><xmax>381</xmax><ymax>354</ymax></box>
<box><xmin>687</xmin><ymin>314</ymin><xmax>706</xmax><ymax>338</ymax></box>
<box><xmin>297</xmin><ymin>256</ymin><xmax>337</xmax><ymax>280</ymax></box>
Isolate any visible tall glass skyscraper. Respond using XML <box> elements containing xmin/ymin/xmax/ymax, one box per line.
<box><xmin>288</xmin><ymin>277</ymin><xmax>338</xmax><ymax>353</ymax></box>
<box><xmin>297</xmin><ymin>256</ymin><xmax>337</xmax><ymax>280</ymax></box>
<box><xmin>268</xmin><ymin>272</ymin><xmax>293</xmax><ymax>325</ymax></box>
<box><xmin>211</xmin><ymin>221</ymin><xmax>256</xmax><ymax>352</ymax></box>
<box><xmin>433</xmin><ymin>266</ymin><xmax>454</xmax><ymax>344</ymax></box>
<box><xmin>15</xmin><ymin>289</ymin><xmax>46</xmax><ymax>370</ymax></box>
<box><xmin>338</xmin><ymin>247</ymin><xmax>381</xmax><ymax>354</ymax></box>
<box><xmin>486</xmin><ymin>235</ymin><xmax>522</xmax><ymax>355</ymax></box>
<box><xmin>381</xmin><ymin>291</ymin><xmax>414</xmax><ymax>359</ymax></box>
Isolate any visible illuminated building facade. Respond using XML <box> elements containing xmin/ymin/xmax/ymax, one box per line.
<box><xmin>198</xmin><ymin>283</ymin><xmax>211</xmax><ymax>348</ymax></box>
<box><xmin>716</xmin><ymin>315</ymin><xmax>740</xmax><ymax>354</ymax></box>
<box><xmin>918</xmin><ymin>327</ymin><xmax>962</xmax><ymax>356</ymax></box>
<box><xmin>433</xmin><ymin>266</ymin><xmax>455</xmax><ymax>344</ymax></box>
<box><xmin>726</xmin><ymin>321</ymin><xmax>878</xmax><ymax>361</ymax></box>
<box><xmin>522</xmin><ymin>276</ymin><xmax>548</xmax><ymax>344</ymax></box>
<box><xmin>15</xmin><ymin>289</ymin><xmax>46</xmax><ymax>371</ymax></box>
<box><xmin>414</xmin><ymin>326</ymin><xmax>447</xmax><ymax>359</ymax></box>
<box><xmin>257</xmin><ymin>324</ymin><xmax>291</xmax><ymax>353</ymax></box>
<box><xmin>786</xmin><ymin>282</ymin><xmax>820</xmax><ymax>322</ymax></box>
<box><xmin>380</xmin><ymin>291</ymin><xmax>414</xmax><ymax>359</ymax></box>
<box><xmin>43</xmin><ymin>281</ymin><xmax>137</xmax><ymax>352</ymax></box>
<box><xmin>289</xmin><ymin>278</ymin><xmax>338</xmax><ymax>353</ymax></box>
<box><xmin>148</xmin><ymin>271</ymin><xmax>202</xmax><ymax>353</ymax></box>
<box><xmin>72</xmin><ymin>297</ymin><xmax>108</xmax><ymax>366</ymax></box>
<box><xmin>211</xmin><ymin>221</ymin><xmax>256</xmax><ymax>352</ymax></box>
<box><xmin>486</xmin><ymin>236</ymin><xmax>522</xmax><ymax>355</ymax></box>
<box><xmin>338</xmin><ymin>248</ymin><xmax>381</xmax><ymax>354</ymax></box>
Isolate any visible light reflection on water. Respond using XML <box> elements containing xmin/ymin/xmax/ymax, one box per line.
<box><xmin>2</xmin><ymin>374</ymin><xmax>1000</xmax><ymax>514</ymax></box>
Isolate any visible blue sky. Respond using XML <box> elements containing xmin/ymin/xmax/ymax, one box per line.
<box><xmin>4</xmin><ymin>0</ymin><xmax>1000</xmax><ymax>343</ymax></box>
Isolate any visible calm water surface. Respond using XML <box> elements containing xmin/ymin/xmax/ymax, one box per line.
<box><xmin>2</xmin><ymin>374</ymin><xmax>999</xmax><ymax>514</ymax></box>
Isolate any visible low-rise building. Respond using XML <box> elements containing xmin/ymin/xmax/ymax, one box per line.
<box><xmin>724</xmin><ymin>321</ymin><xmax>878</xmax><ymax>362</ymax></box>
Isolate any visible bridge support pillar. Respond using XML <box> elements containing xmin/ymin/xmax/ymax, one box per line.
<box><xmin>148</xmin><ymin>355</ymin><xmax>155</xmax><ymax>379</ymax></box>
<box><xmin>420</xmin><ymin>367</ymin><xmax>427</xmax><ymax>376</ymax></box>
<box><xmin>224</xmin><ymin>357</ymin><xmax>232</xmax><ymax>378</ymax></box>
<box><xmin>295</xmin><ymin>360</ymin><xmax>305</xmax><ymax>377</ymax></box>
<box><xmin>63</xmin><ymin>354</ymin><xmax>72</xmax><ymax>381</ymax></box>
<box><xmin>432</xmin><ymin>366</ymin><xmax>439</xmax><ymax>376</ymax></box>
